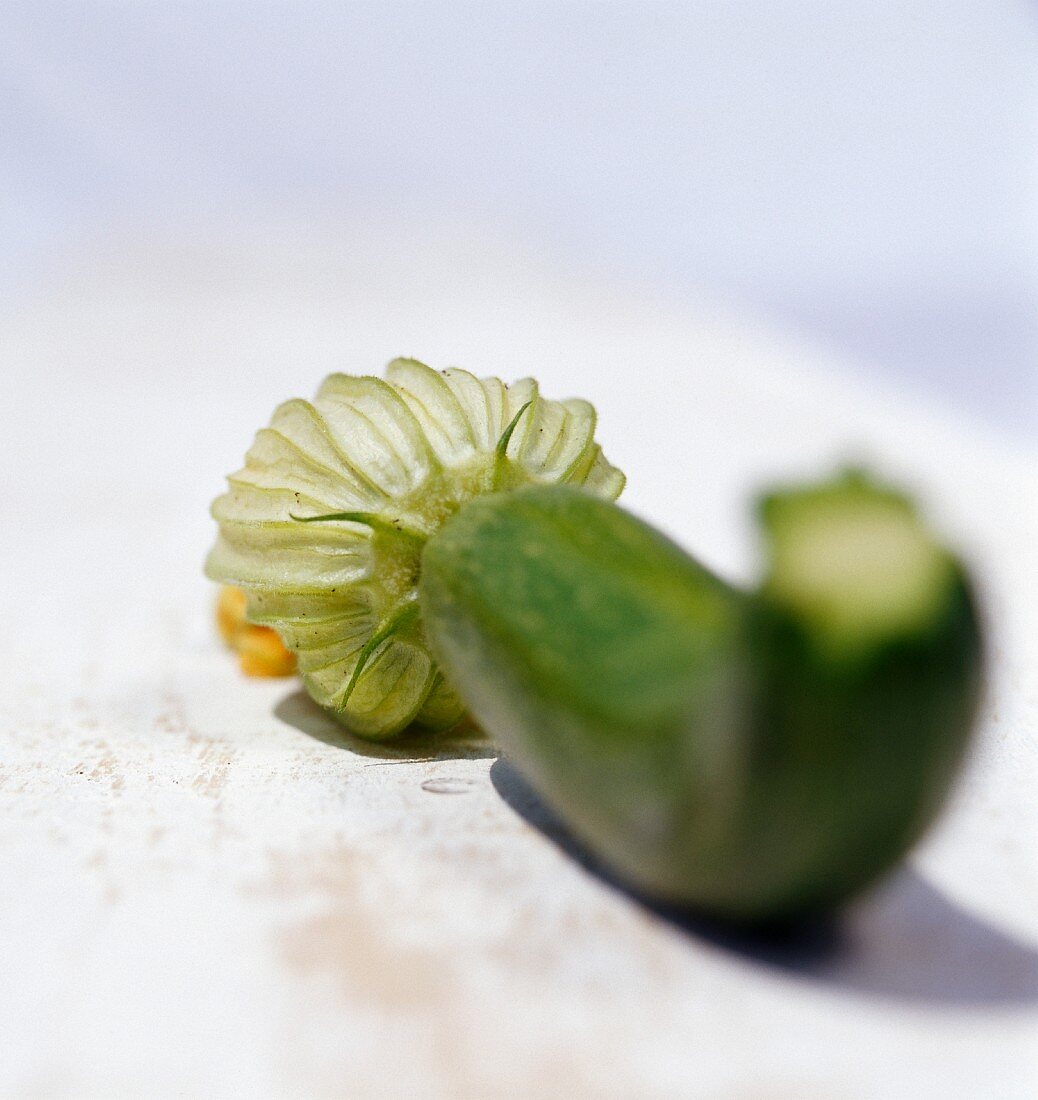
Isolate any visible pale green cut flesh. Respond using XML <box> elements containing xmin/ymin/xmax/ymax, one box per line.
<box><xmin>759</xmin><ymin>471</ymin><xmax>957</xmax><ymax>660</ymax></box>
<box><xmin>205</xmin><ymin>359</ymin><xmax>625</xmax><ymax>739</ymax></box>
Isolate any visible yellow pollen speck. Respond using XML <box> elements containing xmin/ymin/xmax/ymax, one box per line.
<box><xmin>216</xmin><ymin>586</ymin><xmax>297</xmax><ymax>678</ymax></box>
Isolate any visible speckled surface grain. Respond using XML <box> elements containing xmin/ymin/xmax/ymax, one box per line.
<box><xmin>2</xmin><ymin>222</ymin><xmax>1036</xmax><ymax>1098</ymax></box>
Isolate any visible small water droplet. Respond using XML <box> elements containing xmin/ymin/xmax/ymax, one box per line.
<box><xmin>421</xmin><ymin>777</ymin><xmax>476</xmax><ymax>795</ymax></box>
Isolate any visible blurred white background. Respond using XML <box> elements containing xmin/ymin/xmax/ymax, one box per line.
<box><xmin>3</xmin><ymin>1</ymin><xmax>1036</xmax><ymax>436</ymax></box>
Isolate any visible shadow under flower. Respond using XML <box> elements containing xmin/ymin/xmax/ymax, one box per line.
<box><xmin>490</xmin><ymin>757</ymin><xmax>1038</xmax><ymax>1007</ymax></box>
<box><xmin>274</xmin><ymin>688</ymin><xmax>496</xmax><ymax>761</ymax></box>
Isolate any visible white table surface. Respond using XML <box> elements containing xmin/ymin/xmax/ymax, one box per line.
<box><xmin>2</xmin><ymin>220</ymin><xmax>1036</xmax><ymax>1098</ymax></box>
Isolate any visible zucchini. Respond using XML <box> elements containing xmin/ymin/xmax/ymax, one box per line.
<box><xmin>419</xmin><ymin>474</ymin><xmax>982</xmax><ymax>923</ymax></box>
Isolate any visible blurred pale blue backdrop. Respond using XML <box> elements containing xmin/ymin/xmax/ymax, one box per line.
<box><xmin>3</xmin><ymin>1</ymin><xmax>1035</xmax><ymax>434</ymax></box>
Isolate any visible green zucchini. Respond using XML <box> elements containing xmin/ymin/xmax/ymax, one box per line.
<box><xmin>419</xmin><ymin>474</ymin><xmax>982</xmax><ymax>923</ymax></box>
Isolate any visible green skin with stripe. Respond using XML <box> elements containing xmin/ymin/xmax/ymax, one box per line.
<box><xmin>419</xmin><ymin>477</ymin><xmax>983</xmax><ymax>924</ymax></box>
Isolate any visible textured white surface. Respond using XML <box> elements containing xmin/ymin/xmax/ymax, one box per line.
<box><xmin>2</xmin><ymin>221</ymin><xmax>1036</xmax><ymax>1098</ymax></box>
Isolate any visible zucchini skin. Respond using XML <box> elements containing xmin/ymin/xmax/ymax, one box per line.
<box><xmin>420</xmin><ymin>485</ymin><xmax>982</xmax><ymax>924</ymax></box>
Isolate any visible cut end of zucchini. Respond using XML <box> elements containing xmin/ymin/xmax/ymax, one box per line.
<box><xmin>759</xmin><ymin>469</ymin><xmax>957</xmax><ymax>659</ymax></box>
